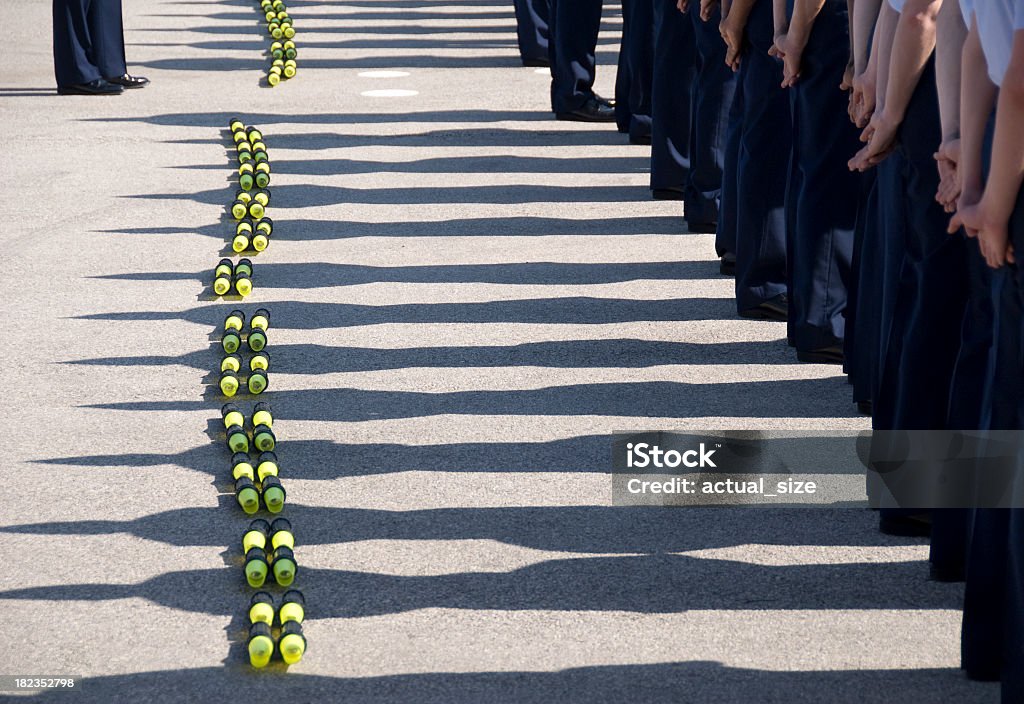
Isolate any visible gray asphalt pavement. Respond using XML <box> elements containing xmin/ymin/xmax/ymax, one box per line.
<box><xmin>0</xmin><ymin>0</ymin><xmax>998</xmax><ymax>701</ymax></box>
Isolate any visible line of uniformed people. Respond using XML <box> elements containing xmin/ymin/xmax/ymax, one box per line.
<box><xmin>516</xmin><ymin>0</ymin><xmax>1024</xmax><ymax>697</ymax></box>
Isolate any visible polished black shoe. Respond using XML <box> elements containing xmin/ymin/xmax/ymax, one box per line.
<box><xmin>719</xmin><ymin>252</ymin><xmax>736</xmax><ymax>276</ymax></box>
<box><xmin>796</xmin><ymin>345</ymin><xmax>845</xmax><ymax>364</ymax></box>
<box><xmin>555</xmin><ymin>97</ymin><xmax>616</xmax><ymax>123</ymax></box>
<box><xmin>57</xmin><ymin>78</ymin><xmax>123</xmax><ymax>95</ymax></box>
<box><xmin>594</xmin><ymin>93</ymin><xmax>615</xmax><ymax>108</ymax></box>
<box><xmin>857</xmin><ymin>400</ymin><xmax>873</xmax><ymax>416</ymax></box>
<box><xmin>652</xmin><ymin>187</ymin><xmax>684</xmax><ymax>201</ymax></box>
<box><xmin>522</xmin><ymin>57</ymin><xmax>549</xmax><ymax>68</ymax></box>
<box><xmin>106</xmin><ymin>73</ymin><xmax>150</xmax><ymax>89</ymax></box>
<box><xmin>685</xmin><ymin>219</ymin><xmax>718</xmax><ymax>234</ymax></box>
<box><xmin>739</xmin><ymin>293</ymin><xmax>788</xmax><ymax>321</ymax></box>
<box><xmin>929</xmin><ymin>561</ymin><xmax>965</xmax><ymax>583</ymax></box>
<box><xmin>879</xmin><ymin>512</ymin><xmax>932</xmax><ymax>537</ymax></box>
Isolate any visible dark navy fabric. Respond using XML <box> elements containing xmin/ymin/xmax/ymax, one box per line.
<box><xmin>784</xmin><ymin>0</ymin><xmax>861</xmax><ymax>352</ymax></box>
<box><xmin>548</xmin><ymin>0</ymin><xmax>604</xmax><ymax>113</ymax></box>
<box><xmin>53</xmin><ymin>0</ymin><xmax>127</xmax><ymax>88</ymax></box>
<box><xmin>513</xmin><ymin>0</ymin><xmax>551</xmax><ymax>63</ymax></box>
<box><xmin>650</xmin><ymin>0</ymin><xmax>694</xmax><ymax>189</ymax></box>
<box><xmin>733</xmin><ymin>0</ymin><xmax>789</xmax><ymax>312</ymax></box>
<box><xmin>683</xmin><ymin>2</ymin><xmax>735</xmax><ymax>226</ymax></box>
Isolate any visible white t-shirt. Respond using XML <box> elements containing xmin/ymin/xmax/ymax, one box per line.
<box><xmin>975</xmin><ymin>0</ymin><xmax>1024</xmax><ymax>86</ymax></box>
<box><xmin>959</xmin><ymin>0</ymin><xmax>973</xmax><ymax>26</ymax></box>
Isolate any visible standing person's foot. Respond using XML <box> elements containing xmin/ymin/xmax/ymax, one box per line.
<box><xmin>739</xmin><ymin>293</ymin><xmax>788</xmax><ymax>321</ymax></box>
<box><xmin>57</xmin><ymin>79</ymin><xmax>123</xmax><ymax>95</ymax></box>
<box><xmin>629</xmin><ymin>133</ymin><xmax>652</xmax><ymax>145</ymax></box>
<box><xmin>555</xmin><ymin>97</ymin><xmax>616</xmax><ymax>122</ymax></box>
<box><xmin>105</xmin><ymin>74</ymin><xmax>150</xmax><ymax>88</ymax></box>
<box><xmin>594</xmin><ymin>93</ymin><xmax>615</xmax><ymax>108</ymax></box>
<box><xmin>719</xmin><ymin>252</ymin><xmax>736</xmax><ymax>276</ymax></box>
<box><xmin>652</xmin><ymin>187</ymin><xmax>684</xmax><ymax>201</ymax></box>
<box><xmin>796</xmin><ymin>345</ymin><xmax>845</xmax><ymax>364</ymax></box>
<box><xmin>685</xmin><ymin>219</ymin><xmax>717</xmax><ymax>234</ymax></box>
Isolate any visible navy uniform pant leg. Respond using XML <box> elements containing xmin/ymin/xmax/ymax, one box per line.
<box><xmin>650</xmin><ymin>0</ymin><xmax>694</xmax><ymax>190</ymax></box>
<box><xmin>683</xmin><ymin>3</ymin><xmax>735</xmax><ymax>227</ymax></box>
<box><xmin>996</xmin><ymin>172</ymin><xmax>1024</xmax><ymax>703</ymax></box>
<box><xmin>53</xmin><ymin>0</ymin><xmax>102</xmax><ymax>87</ymax></box>
<box><xmin>549</xmin><ymin>0</ymin><xmax>603</xmax><ymax>113</ymax></box>
<box><xmin>624</xmin><ymin>0</ymin><xmax>653</xmax><ymax>139</ymax></box>
<box><xmin>874</xmin><ymin>59</ymin><xmax>966</xmax><ymax>430</ymax></box>
<box><xmin>614</xmin><ymin>0</ymin><xmax>633</xmax><ymax>131</ymax></box>
<box><xmin>513</xmin><ymin>0</ymin><xmax>550</xmax><ymax>63</ymax></box>
<box><xmin>715</xmin><ymin>63</ymin><xmax>742</xmax><ymax>259</ymax></box>
<box><xmin>786</xmin><ymin>0</ymin><xmax>860</xmax><ymax>352</ymax></box>
<box><xmin>733</xmin><ymin>0</ymin><xmax>789</xmax><ymax>311</ymax></box>
<box><xmin>850</xmin><ymin>175</ymin><xmax>879</xmax><ymax>401</ymax></box>
<box><xmin>87</xmin><ymin>0</ymin><xmax>126</xmax><ymax>79</ymax></box>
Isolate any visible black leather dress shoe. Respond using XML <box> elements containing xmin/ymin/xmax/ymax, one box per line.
<box><xmin>106</xmin><ymin>74</ymin><xmax>150</xmax><ymax>89</ymax></box>
<box><xmin>57</xmin><ymin>78</ymin><xmax>123</xmax><ymax>95</ymax></box>
<box><xmin>685</xmin><ymin>219</ymin><xmax>718</xmax><ymax>234</ymax></box>
<box><xmin>739</xmin><ymin>293</ymin><xmax>788</xmax><ymax>321</ymax></box>
<box><xmin>796</xmin><ymin>345</ymin><xmax>845</xmax><ymax>364</ymax></box>
<box><xmin>522</xmin><ymin>57</ymin><xmax>549</xmax><ymax>68</ymax></box>
<box><xmin>879</xmin><ymin>512</ymin><xmax>932</xmax><ymax>537</ymax></box>
<box><xmin>652</xmin><ymin>187</ymin><xmax>684</xmax><ymax>201</ymax></box>
<box><xmin>594</xmin><ymin>93</ymin><xmax>615</xmax><ymax>108</ymax></box>
<box><xmin>719</xmin><ymin>252</ymin><xmax>736</xmax><ymax>276</ymax></box>
<box><xmin>555</xmin><ymin>97</ymin><xmax>616</xmax><ymax>122</ymax></box>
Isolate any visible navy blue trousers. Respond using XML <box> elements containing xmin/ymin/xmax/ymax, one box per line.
<box><xmin>715</xmin><ymin>63</ymin><xmax>742</xmax><ymax>259</ymax></box>
<box><xmin>650</xmin><ymin>0</ymin><xmax>694</xmax><ymax>190</ymax></box>
<box><xmin>732</xmin><ymin>0</ymin><xmax>789</xmax><ymax>311</ymax></box>
<box><xmin>960</xmin><ymin>114</ymin><xmax>1024</xmax><ymax>689</ymax></box>
<box><xmin>548</xmin><ymin>0</ymin><xmax>604</xmax><ymax>113</ymax></box>
<box><xmin>53</xmin><ymin>0</ymin><xmax>126</xmax><ymax>88</ymax></box>
<box><xmin>874</xmin><ymin>60</ymin><xmax>966</xmax><ymax>431</ymax></box>
<box><xmin>683</xmin><ymin>3</ymin><xmax>735</xmax><ymax>227</ymax></box>
<box><xmin>613</xmin><ymin>0</ymin><xmax>653</xmax><ymax>139</ymax></box>
<box><xmin>784</xmin><ymin>0</ymin><xmax>860</xmax><ymax>352</ymax></box>
<box><xmin>513</xmin><ymin>0</ymin><xmax>550</xmax><ymax>64</ymax></box>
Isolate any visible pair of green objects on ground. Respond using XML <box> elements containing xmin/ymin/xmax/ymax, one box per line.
<box><xmin>243</xmin><ymin>517</ymin><xmax>298</xmax><ymax>588</ymax></box>
<box><xmin>248</xmin><ymin>588</ymin><xmax>306</xmax><ymax>667</ymax></box>
<box><xmin>224</xmin><ymin>402</ymin><xmax>286</xmax><ymax>514</ymax></box>
<box><xmin>221</xmin><ymin>309</ymin><xmax>269</xmax><ymax>395</ymax></box>
<box><xmin>214</xmin><ymin>258</ymin><xmax>254</xmax><ymax>298</ymax></box>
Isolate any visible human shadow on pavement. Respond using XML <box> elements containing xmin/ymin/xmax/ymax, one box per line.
<box><xmin>75</xmin><ymin>297</ymin><xmax>744</xmax><ymax>328</ymax></box>
<box><xmin>65</xmin><ymin>338</ymin><xmax>792</xmax><ymax>375</ymax></box>
<box><xmin>92</xmin><ymin>261</ymin><xmax>722</xmax><ymax>287</ymax></box>
<box><xmin>0</xmin><ymin>554</ymin><xmax>962</xmax><ymax>617</ymax></box>
<box><xmin>0</xmin><ymin>504</ymin><xmax>924</xmax><ymax>552</ymax></box>
<box><xmin>172</xmin><ymin>154</ymin><xmax>651</xmax><ymax>175</ymax></box>
<box><xmin>99</xmin><ymin>215</ymin><xmax>688</xmax><ymax>241</ymax></box>
<box><xmin>87</xmin><ymin>109</ymin><xmax>567</xmax><ymax>126</ymax></box>
<box><xmin>128</xmin><ymin>182</ymin><xmax>650</xmax><ymax>206</ymax></box>
<box><xmin>79</xmin><ymin>376</ymin><xmax>858</xmax><ymax>421</ymax></box>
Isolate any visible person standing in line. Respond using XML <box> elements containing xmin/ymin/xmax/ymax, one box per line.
<box><xmin>772</xmin><ymin>0</ymin><xmax>863</xmax><ymax>363</ymax></box>
<box><xmin>648</xmin><ymin>0</ymin><xmax>696</xmax><ymax>200</ymax></box>
<box><xmin>549</xmin><ymin>0</ymin><xmax>616</xmax><ymax>120</ymax></box>
<box><xmin>513</xmin><ymin>0</ymin><xmax>552</xmax><ymax>66</ymax></box>
<box><xmin>53</xmin><ymin>0</ymin><xmax>148</xmax><ymax>95</ymax></box>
